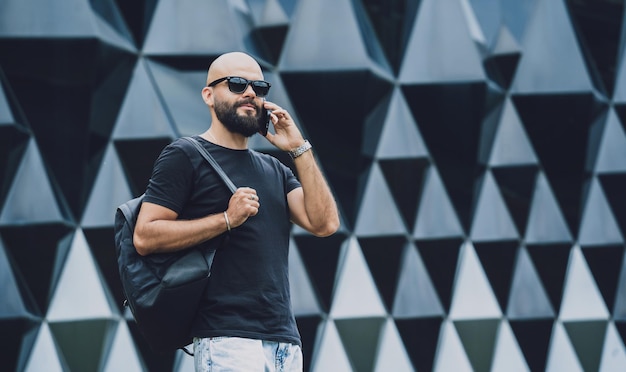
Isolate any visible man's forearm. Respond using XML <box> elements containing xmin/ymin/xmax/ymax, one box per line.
<box><xmin>293</xmin><ymin>149</ymin><xmax>340</xmax><ymax>235</ymax></box>
<box><xmin>134</xmin><ymin>212</ymin><xmax>228</xmax><ymax>255</ymax></box>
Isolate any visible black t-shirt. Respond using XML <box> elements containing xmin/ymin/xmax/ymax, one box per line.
<box><xmin>143</xmin><ymin>135</ymin><xmax>302</xmax><ymax>346</ymax></box>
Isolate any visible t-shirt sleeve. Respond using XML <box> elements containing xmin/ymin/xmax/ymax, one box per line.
<box><xmin>143</xmin><ymin>144</ymin><xmax>194</xmax><ymax>214</ymax></box>
<box><xmin>282</xmin><ymin>162</ymin><xmax>301</xmax><ymax>194</ymax></box>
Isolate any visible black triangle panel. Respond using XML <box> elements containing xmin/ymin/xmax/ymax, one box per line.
<box><xmin>281</xmin><ymin>71</ymin><xmax>393</xmax><ymax>228</ymax></box>
<box><xmin>358</xmin><ymin>235</ymin><xmax>407</xmax><ymax>311</ymax></box>
<box><xmin>0</xmin><ymin>39</ymin><xmax>136</xmax><ymax>222</ymax></box>
<box><xmin>473</xmin><ymin>241</ymin><xmax>519</xmax><ymax>312</ymax></box>
<box><xmin>83</xmin><ymin>227</ymin><xmax>125</xmax><ymax>312</ymax></box>
<box><xmin>454</xmin><ymin>319</ymin><xmax>500</xmax><ymax>372</ymax></box>
<box><xmin>511</xmin><ymin>93</ymin><xmax>607</xmax><ymax>236</ymax></box>
<box><xmin>114</xmin><ymin>138</ymin><xmax>173</xmax><ymax>196</ymax></box>
<box><xmin>563</xmin><ymin>320</ymin><xmax>608</xmax><ymax>372</ymax></box>
<box><xmin>491</xmin><ymin>165</ymin><xmax>539</xmax><ymax>237</ymax></box>
<box><xmin>509</xmin><ymin>319</ymin><xmax>554</xmax><ymax>372</ymax></box>
<box><xmin>49</xmin><ymin>319</ymin><xmax>118</xmax><ymax>372</ymax></box>
<box><xmin>0</xmin><ymin>224</ymin><xmax>74</xmax><ymax>315</ymax></box>
<box><xmin>565</xmin><ymin>0</ymin><xmax>624</xmax><ymax>97</ymax></box>
<box><xmin>526</xmin><ymin>243</ymin><xmax>572</xmax><ymax>315</ymax></box>
<box><xmin>253</xmin><ymin>25</ymin><xmax>290</xmax><ymax>66</ymax></box>
<box><xmin>335</xmin><ymin>317</ymin><xmax>386</xmax><ymax>372</ymax></box>
<box><xmin>0</xmin><ymin>318</ymin><xmax>40</xmax><ymax>372</ymax></box>
<box><xmin>484</xmin><ymin>52</ymin><xmax>521</xmax><ymax>91</ymax></box>
<box><xmin>402</xmin><ymin>82</ymin><xmax>493</xmax><ymax>232</ymax></box>
<box><xmin>293</xmin><ymin>233</ymin><xmax>348</xmax><ymax>313</ymax></box>
<box><xmin>113</xmin><ymin>0</ymin><xmax>159</xmax><ymax>48</ymax></box>
<box><xmin>616</xmin><ymin>320</ymin><xmax>626</xmax><ymax>346</ymax></box>
<box><xmin>91</xmin><ymin>0</ymin><xmax>136</xmax><ymax>48</ymax></box>
<box><xmin>359</xmin><ymin>0</ymin><xmax>421</xmax><ymax>75</ymax></box>
<box><xmin>395</xmin><ymin>316</ymin><xmax>444</xmax><ymax>372</ymax></box>
<box><xmin>379</xmin><ymin>158</ymin><xmax>430</xmax><ymax>231</ymax></box>
<box><xmin>126</xmin><ymin>320</ymin><xmax>177</xmax><ymax>372</ymax></box>
<box><xmin>598</xmin><ymin>173</ymin><xmax>626</xmax><ymax>238</ymax></box>
<box><xmin>295</xmin><ymin>315</ymin><xmax>324</xmax><ymax>372</ymax></box>
<box><xmin>581</xmin><ymin>244</ymin><xmax>624</xmax><ymax>312</ymax></box>
<box><xmin>0</xmin><ymin>125</ymin><xmax>29</xmax><ymax>209</ymax></box>
<box><xmin>414</xmin><ymin>238</ymin><xmax>463</xmax><ymax>312</ymax></box>
<box><xmin>614</xmin><ymin>103</ymin><xmax>626</xmax><ymax>132</ymax></box>
<box><xmin>1</xmin><ymin>0</ymin><xmax>626</xmax><ymax>370</ymax></box>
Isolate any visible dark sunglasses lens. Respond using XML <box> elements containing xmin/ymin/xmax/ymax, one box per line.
<box><xmin>252</xmin><ymin>82</ymin><xmax>270</xmax><ymax>97</ymax></box>
<box><xmin>227</xmin><ymin>78</ymin><xmax>248</xmax><ymax>93</ymax></box>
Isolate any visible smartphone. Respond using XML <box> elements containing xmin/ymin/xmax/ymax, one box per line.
<box><xmin>259</xmin><ymin>109</ymin><xmax>271</xmax><ymax>136</ymax></box>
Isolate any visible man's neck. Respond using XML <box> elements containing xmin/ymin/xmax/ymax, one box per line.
<box><xmin>201</xmin><ymin>124</ymin><xmax>248</xmax><ymax>150</ymax></box>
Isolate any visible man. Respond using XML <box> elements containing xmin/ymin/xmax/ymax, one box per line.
<box><xmin>133</xmin><ymin>51</ymin><xmax>340</xmax><ymax>371</ymax></box>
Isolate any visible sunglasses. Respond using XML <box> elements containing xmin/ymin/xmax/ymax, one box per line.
<box><xmin>207</xmin><ymin>76</ymin><xmax>271</xmax><ymax>97</ymax></box>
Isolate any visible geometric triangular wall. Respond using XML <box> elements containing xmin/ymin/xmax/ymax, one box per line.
<box><xmin>2</xmin><ymin>0</ymin><xmax>626</xmax><ymax>370</ymax></box>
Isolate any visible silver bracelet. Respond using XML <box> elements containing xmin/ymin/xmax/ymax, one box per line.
<box><xmin>223</xmin><ymin>211</ymin><xmax>231</xmax><ymax>232</ymax></box>
<box><xmin>288</xmin><ymin>140</ymin><xmax>312</xmax><ymax>159</ymax></box>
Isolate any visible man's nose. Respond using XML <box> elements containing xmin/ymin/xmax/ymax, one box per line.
<box><xmin>242</xmin><ymin>83</ymin><xmax>257</xmax><ymax>98</ymax></box>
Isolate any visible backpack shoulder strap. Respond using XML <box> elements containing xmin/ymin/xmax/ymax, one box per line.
<box><xmin>180</xmin><ymin>136</ymin><xmax>237</xmax><ymax>194</ymax></box>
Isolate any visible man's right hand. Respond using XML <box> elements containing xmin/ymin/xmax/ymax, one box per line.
<box><xmin>227</xmin><ymin>187</ymin><xmax>260</xmax><ymax>228</ymax></box>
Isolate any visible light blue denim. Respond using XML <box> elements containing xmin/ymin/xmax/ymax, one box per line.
<box><xmin>193</xmin><ymin>336</ymin><xmax>303</xmax><ymax>372</ymax></box>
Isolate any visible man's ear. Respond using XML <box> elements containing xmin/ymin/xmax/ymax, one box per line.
<box><xmin>201</xmin><ymin>87</ymin><xmax>213</xmax><ymax>107</ymax></box>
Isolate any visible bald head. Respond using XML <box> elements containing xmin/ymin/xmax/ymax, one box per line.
<box><xmin>206</xmin><ymin>52</ymin><xmax>264</xmax><ymax>86</ymax></box>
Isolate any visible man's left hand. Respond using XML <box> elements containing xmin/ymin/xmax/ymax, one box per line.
<box><xmin>262</xmin><ymin>101</ymin><xmax>306</xmax><ymax>151</ymax></box>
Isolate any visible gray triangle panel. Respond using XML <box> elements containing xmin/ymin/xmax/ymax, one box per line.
<box><xmin>3</xmin><ymin>0</ymin><xmax>626</xmax><ymax>370</ymax></box>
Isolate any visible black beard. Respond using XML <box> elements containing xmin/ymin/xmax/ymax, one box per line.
<box><xmin>214</xmin><ymin>98</ymin><xmax>263</xmax><ymax>137</ymax></box>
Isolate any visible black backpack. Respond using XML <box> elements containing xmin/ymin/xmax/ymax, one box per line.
<box><xmin>114</xmin><ymin>137</ymin><xmax>237</xmax><ymax>352</ymax></box>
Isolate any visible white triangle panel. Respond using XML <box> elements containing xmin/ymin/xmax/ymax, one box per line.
<box><xmin>330</xmin><ymin>238</ymin><xmax>387</xmax><ymax>318</ymax></box>
<box><xmin>393</xmin><ymin>244</ymin><xmax>444</xmax><ymax>318</ymax></box>
<box><xmin>559</xmin><ymin>246</ymin><xmax>610</xmax><ymax>321</ymax></box>
<box><xmin>280</xmin><ymin>0</ymin><xmax>389</xmax><ymax>75</ymax></box>
<box><xmin>491</xmin><ymin>320</ymin><xmax>530</xmax><ymax>372</ymax></box>
<box><xmin>103</xmin><ymin>321</ymin><xmax>145</xmax><ymax>372</ymax></box>
<box><xmin>143</xmin><ymin>0</ymin><xmax>244</xmax><ymax>55</ymax></box>
<box><xmin>354</xmin><ymin>163</ymin><xmax>407</xmax><ymax>236</ymax></box>
<box><xmin>578</xmin><ymin>177</ymin><xmax>623</xmax><ymax>245</ymax></box>
<box><xmin>525</xmin><ymin>173</ymin><xmax>572</xmax><ymax>243</ymax></box>
<box><xmin>594</xmin><ymin>108</ymin><xmax>626</xmax><ymax>173</ymax></box>
<box><xmin>470</xmin><ymin>171</ymin><xmax>519</xmax><ymax>241</ymax></box>
<box><xmin>374</xmin><ymin>318</ymin><xmax>415</xmax><ymax>372</ymax></box>
<box><xmin>488</xmin><ymin>99</ymin><xmax>538</xmax><ymax>166</ymax></box>
<box><xmin>545</xmin><ymin>321</ymin><xmax>584</xmax><ymax>372</ymax></box>
<box><xmin>0</xmin><ymin>0</ymin><xmax>100</xmax><ymax>37</ymax></box>
<box><xmin>0</xmin><ymin>139</ymin><xmax>65</xmax><ymax>225</ymax></box>
<box><xmin>112</xmin><ymin>59</ymin><xmax>175</xmax><ymax>140</ymax></box>
<box><xmin>289</xmin><ymin>238</ymin><xmax>322</xmax><ymax>315</ymax></box>
<box><xmin>81</xmin><ymin>143</ymin><xmax>135</xmax><ymax>227</ymax></box>
<box><xmin>310</xmin><ymin>320</ymin><xmax>354</xmax><ymax>372</ymax></box>
<box><xmin>24</xmin><ymin>322</ymin><xmax>65</xmax><ymax>372</ymax></box>
<box><xmin>490</xmin><ymin>25</ymin><xmax>521</xmax><ymax>55</ymax></box>
<box><xmin>433</xmin><ymin>320</ymin><xmax>474</xmax><ymax>372</ymax></box>
<box><xmin>399</xmin><ymin>0</ymin><xmax>486</xmax><ymax>83</ymax></box>
<box><xmin>511</xmin><ymin>0</ymin><xmax>593</xmax><ymax>93</ymax></box>
<box><xmin>507</xmin><ymin>247</ymin><xmax>555</xmax><ymax>319</ymax></box>
<box><xmin>174</xmin><ymin>349</ymin><xmax>195</xmax><ymax>372</ymax></box>
<box><xmin>414</xmin><ymin>168</ymin><xmax>464</xmax><ymax>239</ymax></box>
<box><xmin>449</xmin><ymin>242</ymin><xmax>502</xmax><ymax>320</ymax></box>
<box><xmin>174</xmin><ymin>351</ymin><xmax>195</xmax><ymax>372</ymax></box>
<box><xmin>376</xmin><ymin>89</ymin><xmax>429</xmax><ymax>159</ymax></box>
<box><xmin>47</xmin><ymin>229</ymin><xmax>116</xmax><ymax>321</ymax></box>
<box><xmin>599</xmin><ymin>321</ymin><xmax>626</xmax><ymax>372</ymax></box>
<box><xmin>253</xmin><ymin>0</ymin><xmax>290</xmax><ymax>27</ymax></box>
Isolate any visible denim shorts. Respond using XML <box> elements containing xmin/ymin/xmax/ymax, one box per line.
<box><xmin>193</xmin><ymin>336</ymin><xmax>303</xmax><ymax>372</ymax></box>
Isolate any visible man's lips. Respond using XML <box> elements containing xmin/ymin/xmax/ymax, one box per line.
<box><xmin>238</xmin><ymin>102</ymin><xmax>258</xmax><ymax>113</ymax></box>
